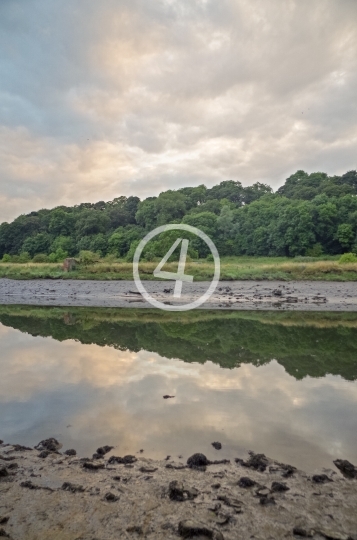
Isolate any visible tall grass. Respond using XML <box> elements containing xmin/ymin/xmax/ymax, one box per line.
<box><xmin>0</xmin><ymin>257</ymin><xmax>357</xmax><ymax>281</ymax></box>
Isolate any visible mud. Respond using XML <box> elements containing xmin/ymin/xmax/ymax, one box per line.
<box><xmin>0</xmin><ymin>440</ymin><xmax>356</xmax><ymax>539</ymax></box>
<box><xmin>0</xmin><ymin>279</ymin><xmax>356</xmax><ymax>310</ymax></box>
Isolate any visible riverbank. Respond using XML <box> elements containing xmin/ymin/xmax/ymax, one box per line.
<box><xmin>1</xmin><ymin>256</ymin><xmax>357</xmax><ymax>281</ymax></box>
<box><xmin>1</xmin><ymin>279</ymin><xmax>357</xmax><ymax>310</ymax></box>
<box><xmin>0</xmin><ymin>438</ymin><xmax>356</xmax><ymax>540</ymax></box>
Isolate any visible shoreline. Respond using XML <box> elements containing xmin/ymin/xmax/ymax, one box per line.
<box><xmin>1</xmin><ymin>278</ymin><xmax>357</xmax><ymax>310</ymax></box>
<box><xmin>1</xmin><ymin>438</ymin><xmax>356</xmax><ymax>540</ymax></box>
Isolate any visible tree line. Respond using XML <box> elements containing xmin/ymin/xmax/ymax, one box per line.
<box><xmin>1</xmin><ymin>169</ymin><xmax>357</xmax><ymax>262</ymax></box>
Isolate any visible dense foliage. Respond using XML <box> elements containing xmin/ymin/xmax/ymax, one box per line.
<box><xmin>1</xmin><ymin>170</ymin><xmax>357</xmax><ymax>261</ymax></box>
<box><xmin>1</xmin><ymin>306</ymin><xmax>357</xmax><ymax>380</ymax></box>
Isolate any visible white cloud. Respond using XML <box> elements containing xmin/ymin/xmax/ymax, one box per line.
<box><xmin>1</xmin><ymin>0</ymin><xmax>357</xmax><ymax>221</ymax></box>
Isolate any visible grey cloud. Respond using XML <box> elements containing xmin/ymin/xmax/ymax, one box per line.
<box><xmin>1</xmin><ymin>0</ymin><xmax>357</xmax><ymax>221</ymax></box>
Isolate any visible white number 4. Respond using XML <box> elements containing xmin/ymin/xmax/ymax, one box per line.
<box><xmin>153</xmin><ymin>238</ymin><xmax>193</xmax><ymax>298</ymax></box>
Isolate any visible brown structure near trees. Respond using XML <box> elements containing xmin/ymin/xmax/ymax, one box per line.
<box><xmin>63</xmin><ymin>258</ymin><xmax>77</xmax><ymax>272</ymax></box>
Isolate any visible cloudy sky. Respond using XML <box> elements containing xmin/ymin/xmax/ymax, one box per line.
<box><xmin>1</xmin><ymin>0</ymin><xmax>357</xmax><ymax>222</ymax></box>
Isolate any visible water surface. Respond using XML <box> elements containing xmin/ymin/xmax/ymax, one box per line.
<box><xmin>1</xmin><ymin>306</ymin><xmax>357</xmax><ymax>472</ymax></box>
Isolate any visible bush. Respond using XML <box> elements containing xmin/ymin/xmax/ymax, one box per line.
<box><xmin>48</xmin><ymin>248</ymin><xmax>68</xmax><ymax>263</ymax></box>
<box><xmin>306</xmin><ymin>243</ymin><xmax>323</xmax><ymax>257</ymax></box>
<box><xmin>338</xmin><ymin>253</ymin><xmax>357</xmax><ymax>264</ymax></box>
<box><xmin>79</xmin><ymin>250</ymin><xmax>100</xmax><ymax>265</ymax></box>
<box><xmin>206</xmin><ymin>253</ymin><xmax>214</xmax><ymax>262</ymax></box>
<box><xmin>1</xmin><ymin>254</ymin><xmax>11</xmax><ymax>263</ymax></box>
<box><xmin>19</xmin><ymin>251</ymin><xmax>31</xmax><ymax>263</ymax></box>
<box><xmin>32</xmin><ymin>253</ymin><xmax>49</xmax><ymax>263</ymax></box>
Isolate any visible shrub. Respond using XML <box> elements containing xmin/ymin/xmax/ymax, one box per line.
<box><xmin>19</xmin><ymin>251</ymin><xmax>31</xmax><ymax>263</ymax></box>
<box><xmin>32</xmin><ymin>253</ymin><xmax>49</xmax><ymax>263</ymax></box>
<box><xmin>338</xmin><ymin>252</ymin><xmax>357</xmax><ymax>264</ymax></box>
<box><xmin>79</xmin><ymin>250</ymin><xmax>100</xmax><ymax>265</ymax></box>
<box><xmin>206</xmin><ymin>253</ymin><xmax>214</xmax><ymax>262</ymax></box>
<box><xmin>1</xmin><ymin>254</ymin><xmax>11</xmax><ymax>263</ymax></box>
<box><xmin>48</xmin><ymin>248</ymin><xmax>68</xmax><ymax>263</ymax></box>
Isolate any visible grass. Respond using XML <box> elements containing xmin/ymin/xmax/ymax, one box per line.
<box><xmin>0</xmin><ymin>256</ymin><xmax>357</xmax><ymax>281</ymax></box>
<box><xmin>1</xmin><ymin>304</ymin><xmax>357</xmax><ymax>328</ymax></box>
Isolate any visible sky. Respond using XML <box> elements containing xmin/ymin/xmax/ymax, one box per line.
<box><xmin>0</xmin><ymin>0</ymin><xmax>357</xmax><ymax>222</ymax></box>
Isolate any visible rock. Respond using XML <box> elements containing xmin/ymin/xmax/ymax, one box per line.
<box><xmin>333</xmin><ymin>459</ymin><xmax>357</xmax><ymax>479</ymax></box>
<box><xmin>35</xmin><ymin>438</ymin><xmax>61</xmax><ymax>452</ymax></box>
<box><xmin>169</xmin><ymin>480</ymin><xmax>199</xmax><ymax>501</ymax></box>
<box><xmin>104</xmin><ymin>492</ymin><xmax>119</xmax><ymax>502</ymax></box>
<box><xmin>187</xmin><ymin>453</ymin><xmax>209</xmax><ymax>471</ymax></box>
<box><xmin>271</xmin><ymin>481</ymin><xmax>290</xmax><ymax>492</ymax></box>
<box><xmin>82</xmin><ymin>461</ymin><xmax>104</xmax><ymax>471</ymax></box>
<box><xmin>20</xmin><ymin>481</ymin><xmax>39</xmax><ymax>490</ymax></box>
<box><xmin>217</xmin><ymin>495</ymin><xmax>242</xmax><ymax>511</ymax></box>
<box><xmin>12</xmin><ymin>444</ymin><xmax>32</xmax><ymax>451</ymax></box>
<box><xmin>126</xmin><ymin>525</ymin><xmax>143</xmax><ymax>534</ymax></box>
<box><xmin>256</xmin><ymin>487</ymin><xmax>270</xmax><ymax>497</ymax></box>
<box><xmin>139</xmin><ymin>466</ymin><xmax>158</xmax><ymax>473</ymax></box>
<box><xmin>178</xmin><ymin>519</ymin><xmax>224</xmax><ymax>539</ymax></box>
<box><xmin>0</xmin><ymin>528</ymin><xmax>10</xmax><ymax>538</ymax></box>
<box><xmin>0</xmin><ymin>518</ymin><xmax>9</xmax><ymax>525</ymax></box>
<box><xmin>64</xmin><ymin>449</ymin><xmax>76</xmax><ymax>456</ymax></box>
<box><xmin>278</xmin><ymin>463</ymin><xmax>297</xmax><ymax>478</ymax></box>
<box><xmin>239</xmin><ymin>452</ymin><xmax>268</xmax><ymax>472</ymax></box>
<box><xmin>260</xmin><ymin>496</ymin><xmax>276</xmax><ymax>505</ymax></box>
<box><xmin>0</xmin><ymin>467</ymin><xmax>8</xmax><ymax>478</ymax></box>
<box><xmin>96</xmin><ymin>445</ymin><xmax>113</xmax><ymax>456</ymax></box>
<box><xmin>293</xmin><ymin>526</ymin><xmax>312</xmax><ymax>537</ymax></box>
<box><xmin>211</xmin><ymin>483</ymin><xmax>221</xmax><ymax>489</ymax></box>
<box><xmin>318</xmin><ymin>528</ymin><xmax>353</xmax><ymax>540</ymax></box>
<box><xmin>61</xmin><ymin>482</ymin><xmax>85</xmax><ymax>493</ymax></box>
<box><xmin>169</xmin><ymin>480</ymin><xmax>185</xmax><ymax>501</ymax></box>
<box><xmin>211</xmin><ymin>442</ymin><xmax>222</xmax><ymax>450</ymax></box>
<box><xmin>108</xmin><ymin>455</ymin><xmax>137</xmax><ymax>465</ymax></box>
<box><xmin>273</xmin><ymin>289</ymin><xmax>283</xmax><ymax>296</ymax></box>
<box><xmin>238</xmin><ymin>476</ymin><xmax>256</xmax><ymax>488</ymax></box>
<box><xmin>312</xmin><ymin>474</ymin><xmax>333</xmax><ymax>484</ymax></box>
<box><xmin>165</xmin><ymin>463</ymin><xmax>186</xmax><ymax>470</ymax></box>
<box><xmin>38</xmin><ymin>451</ymin><xmax>50</xmax><ymax>459</ymax></box>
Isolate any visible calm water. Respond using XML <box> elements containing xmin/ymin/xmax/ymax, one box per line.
<box><xmin>1</xmin><ymin>306</ymin><xmax>357</xmax><ymax>472</ymax></box>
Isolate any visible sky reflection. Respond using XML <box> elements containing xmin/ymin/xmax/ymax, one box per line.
<box><xmin>1</xmin><ymin>323</ymin><xmax>357</xmax><ymax>472</ymax></box>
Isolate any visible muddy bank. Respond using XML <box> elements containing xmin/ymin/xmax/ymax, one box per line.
<box><xmin>0</xmin><ymin>279</ymin><xmax>357</xmax><ymax>310</ymax></box>
<box><xmin>0</xmin><ymin>439</ymin><xmax>357</xmax><ymax>540</ymax></box>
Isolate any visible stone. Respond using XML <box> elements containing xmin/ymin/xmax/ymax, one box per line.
<box><xmin>139</xmin><ymin>466</ymin><xmax>158</xmax><ymax>473</ymax></box>
<box><xmin>96</xmin><ymin>445</ymin><xmax>113</xmax><ymax>456</ymax></box>
<box><xmin>260</xmin><ymin>496</ymin><xmax>276</xmax><ymax>505</ymax></box>
<box><xmin>61</xmin><ymin>482</ymin><xmax>85</xmax><ymax>493</ymax></box>
<box><xmin>178</xmin><ymin>519</ymin><xmax>224</xmax><ymax>539</ymax></box>
<box><xmin>211</xmin><ymin>442</ymin><xmax>222</xmax><ymax>450</ymax></box>
<box><xmin>169</xmin><ymin>480</ymin><xmax>185</xmax><ymax>501</ymax></box>
<box><xmin>108</xmin><ymin>455</ymin><xmax>137</xmax><ymax>465</ymax></box>
<box><xmin>35</xmin><ymin>438</ymin><xmax>61</xmax><ymax>453</ymax></box>
<box><xmin>238</xmin><ymin>476</ymin><xmax>256</xmax><ymax>488</ymax></box>
<box><xmin>312</xmin><ymin>474</ymin><xmax>333</xmax><ymax>484</ymax></box>
<box><xmin>82</xmin><ymin>461</ymin><xmax>104</xmax><ymax>471</ymax></box>
<box><xmin>271</xmin><ymin>481</ymin><xmax>290</xmax><ymax>492</ymax></box>
<box><xmin>104</xmin><ymin>491</ymin><xmax>119</xmax><ymax>502</ymax></box>
<box><xmin>64</xmin><ymin>449</ymin><xmax>76</xmax><ymax>456</ymax></box>
<box><xmin>240</xmin><ymin>452</ymin><xmax>268</xmax><ymax>472</ymax></box>
<box><xmin>169</xmin><ymin>480</ymin><xmax>199</xmax><ymax>501</ymax></box>
<box><xmin>333</xmin><ymin>459</ymin><xmax>357</xmax><ymax>479</ymax></box>
<box><xmin>187</xmin><ymin>453</ymin><xmax>209</xmax><ymax>471</ymax></box>
<box><xmin>0</xmin><ymin>467</ymin><xmax>8</xmax><ymax>478</ymax></box>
